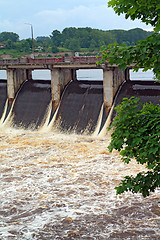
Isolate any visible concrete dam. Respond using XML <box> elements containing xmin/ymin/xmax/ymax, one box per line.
<box><xmin>0</xmin><ymin>57</ymin><xmax>160</xmax><ymax>134</ymax></box>
<box><xmin>0</xmin><ymin>78</ymin><xmax>106</xmax><ymax>134</ymax></box>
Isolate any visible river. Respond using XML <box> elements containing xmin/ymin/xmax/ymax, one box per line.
<box><xmin>0</xmin><ymin>69</ymin><xmax>159</xmax><ymax>239</ymax></box>
<box><xmin>0</xmin><ymin>68</ymin><xmax>156</xmax><ymax>81</ymax></box>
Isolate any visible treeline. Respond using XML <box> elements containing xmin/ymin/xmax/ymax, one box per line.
<box><xmin>48</xmin><ymin>27</ymin><xmax>152</xmax><ymax>52</ymax></box>
<box><xmin>0</xmin><ymin>27</ymin><xmax>153</xmax><ymax>56</ymax></box>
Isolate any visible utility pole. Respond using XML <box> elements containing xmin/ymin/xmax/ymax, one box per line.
<box><xmin>24</xmin><ymin>23</ymin><xmax>34</xmax><ymax>58</ymax></box>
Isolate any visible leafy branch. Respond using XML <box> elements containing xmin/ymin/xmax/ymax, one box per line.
<box><xmin>99</xmin><ymin>33</ymin><xmax>160</xmax><ymax>80</ymax></box>
<box><xmin>108</xmin><ymin>97</ymin><xmax>160</xmax><ymax>197</ymax></box>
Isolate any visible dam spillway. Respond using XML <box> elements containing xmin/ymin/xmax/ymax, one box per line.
<box><xmin>10</xmin><ymin>80</ymin><xmax>52</xmax><ymax>130</ymax></box>
<box><xmin>54</xmin><ymin>80</ymin><xmax>104</xmax><ymax>134</ymax></box>
<box><xmin>0</xmin><ymin>78</ymin><xmax>107</xmax><ymax>133</ymax></box>
<box><xmin>112</xmin><ymin>80</ymin><xmax>160</xmax><ymax>120</ymax></box>
<box><xmin>0</xmin><ymin>81</ymin><xmax>7</xmax><ymax>120</ymax></box>
<box><xmin>0</xmin><ymin>75</ymin><xmax>160</xmax><ymax>133</ymax></box>
<box><xmin>0</xmin><ymin>68</ymin><xmax>160</xmax><ymax>239</ymax></box>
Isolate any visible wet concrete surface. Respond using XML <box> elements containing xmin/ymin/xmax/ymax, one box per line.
<box><xmin>10</xmin><ymin>80</ymin><xmax>51</xmax><ymax>129</ymax></box>
<box><xmin>112</xmin><ymin>80</ymin><xmax>160</xmax><ymax>120</ymax></box>
<box><xmin>1</xmin><ymin>79</ymin><xmax>160</xmax><ymax>133</ymax></box>
<box><xmin>54</xmin><ymin>81</ymin><xmax>104</xmax><ymax>134</ymax></box>
<box><xmin>0</xmin><ymin>80</ymin><xmax>7</xmax><ymax>119</ymax></box>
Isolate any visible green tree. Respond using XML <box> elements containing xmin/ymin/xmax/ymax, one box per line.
<box><xmin>5</xmin><ymin>39</ymin><xmax>14</xmax><ymax>49</ymax></box>
<box><xmin>0</xmin><ymin>32</ymin><xmax>19</xmax><ymax>43</ymax></box>
<box><xmin>51</xmin><ymin>45</ymin><xmax>59</xmax><ymax>53</ymax></box>
<box><xmin>108</xmin><ymin>0</ymin><xmax>159</xmax><ymax>32</ymax></box>
<box><xmin>101</xmin><ymin>33</ymin><xmax>160</xmax><ymax>79</ymax></box>
<box><xmin>15</xmin><ymin>39</ymin><xmax>30</xmax><ymax>52</ymax></box>
<box><xmin>100</xmin><ymin>0</ymin><xmax>160</xmax><ymax>80</ymax></box>
<box><xmin>108</xmin><ymin>98</ymin><xmax>160</xmax><ymax>197</ymax></box>
<box><xmin>36</xmin><ymin>36</ymin><xmax>50</xmax><ymax>43</ymax></box>
<box><xmin>62</xmin><ymin>27</ymin><xmax>77</xmax><ymax>40</ymax></box>
<box><xmin>102</xmin><ymin>0</ymin><xmax>160</xmax><ymax>197</ymax></box>
<box><xmin>89</xmin><ymin>39</ymin><xmax>97</xmax><ymax>51</ymax></box>
<box><xmin>63</xmin><ymin>39</ymin><xmax>71</xmax><ymax>49</ymax></box>
<box><xmin>68</xmin><ymin>38</ymin><xmax>80</xmax><ymax>52</ymax></box>
<box><xmin>0</xmin><ymin>27</ymin><xmax>155</xmax><ymax>56</ymax></box>
<box><xmin>50</xmin><ymin>30</ymin><xmax>62</xmax><ymax>47</ymax></box>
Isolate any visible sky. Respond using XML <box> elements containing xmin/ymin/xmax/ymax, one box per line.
<box><xmin>0</xmin><ymin>0</ymin><xmax>152</xmax><ymax>40</ymax></box>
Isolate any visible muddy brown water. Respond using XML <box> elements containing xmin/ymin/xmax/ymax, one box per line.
<box><xmin>0</xmin><ymin>129</ymin><xmax>159</xmax><ymax>239</ymax></box>
<box><xmin>0</xmin><ymin>79</ymin><xmax>160</xmax><ymax>239</ymax></box>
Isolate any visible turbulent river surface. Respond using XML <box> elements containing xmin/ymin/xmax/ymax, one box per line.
<box><xmin>0</xmin><ymin>127</ymin><xmax>159</xmax><ymax>240</ymax></box>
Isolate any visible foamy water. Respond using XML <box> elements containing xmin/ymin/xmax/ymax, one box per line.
<box><xmin>0</xmin><ymin>127</ymin><xmax>159</xmax><ymax>239</ymax></box>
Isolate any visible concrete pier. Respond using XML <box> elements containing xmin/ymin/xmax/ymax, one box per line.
<box><xmin>1</xmin><ymin>57</ymin><xmax>127</xmax><ymax>109</ymax></box>
<box><xmin>26</xmin><ymin>69</ymin><xmax>32</xmax><ymax>80</ymax></box>
<box><xmin>103</xmin><ymin>68</ymin><xmax>125</xmax><ymax>109</ymax></box>
<box><xmin>7</xmin><ymin>69</ymin><xmax>28</xmax><ymax>103</ymax></box>
<box><xmin>51</xmin><ymin>68</ymin><xmax>75</xmax><ymax>110</ymax></box>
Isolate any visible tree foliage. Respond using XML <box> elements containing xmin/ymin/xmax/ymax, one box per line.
<box><xmin>108</xmin><ymin>98</ymin><xmax>160</xmax><ymax>197</ymax></box>
<box><xmin>108</xmin><ymin>0</ymin><xmax>160</xmax><ymax>32</ymax></box>
<box><xmin>104</xmin><ymin>0</ymin><xmax>160</xmax><ymax>197</ymax></box>
<box><xmin>0</xmin><ymin>27</ymin><xmax>153</xmax><ymax>56</ymax></box>
<box><xmin>100</xmin><ymin>33</ymin><xmax>160</xmax><ymax>80</ymax></box>
<box><xmin>0</xmin><ymin>32</ymin><xmax>19</xmax><ymax>43</ymax></box>
<box><xmin>100</xmin><ymin>0</ymin><xmax>160</xmax><ymax>80</ymax></box>
<box><xmin>49</xmin><ymin>27</ymin><xmax>152</xmax><ymax>52</ymax></box>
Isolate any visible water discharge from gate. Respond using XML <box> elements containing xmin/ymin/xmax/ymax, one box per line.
<box><xmin>0</xmin><ymin>71</ymin><xmax>160</xmax><ymax>239</ymax></box>
<box><xmin>8</xmin><ymin>80</ymin><xmax>52</xmax><ymax>130</ymax></box>
<box><xmin>0</xmin><ymin>128</ymin><xmax>159</xmax><ymax>239</ymax></box>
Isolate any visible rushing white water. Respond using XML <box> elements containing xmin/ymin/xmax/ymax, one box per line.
<box><xmin>0</xmin><ymin>69</ymin><xmax>159</xmax><ymax>239</ymax></box>
<box><xmin>0</xmin><ymin>126</ymin><xmax>159</xmax><ymax>239</ymax></box>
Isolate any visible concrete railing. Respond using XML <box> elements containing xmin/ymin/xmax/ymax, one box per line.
<box><xmin>0</xmin><ymin>56</ymin><xmax>102</xmax><ymax>66</ymax></box>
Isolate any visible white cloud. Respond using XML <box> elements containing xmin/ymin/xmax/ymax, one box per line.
<box><xmin>143</xmin><ymin>27</ymin><xmax>154</xmax><ymax>32</ymax></box>
<box><xmin>35</xmin><ymin>4</ymin><xmax>149</xmax><ymax>35</ymax></box>
<box><xmin>0</xmin><ymin>1</ymin><xmax>152</xmax><ymax>39</ymax></box>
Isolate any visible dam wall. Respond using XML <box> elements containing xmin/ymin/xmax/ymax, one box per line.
<box><xmin>0</xmin><ymin>65</ymin><xmax>160</xmax><ymax>134</ymax></box>
<box><xmin>51</xmin><ymin>68</ymin><xmax>76</xmax><ymax>111</ymax></box>
<box><xmin>0</xmin><ymin>57</ymin><xmax>127</xmax><ymax>109</ymax></box>
<box><xmin>7</xmin><ymin>69</ymin><xmax>32</xmax><ymax>103</ymax></box>
<box><xmin>6</xmin><ymin>67</ymin><xmax>126</xmax><ymax>110</ymax></box>
<box><xmin>103</xmin><ymin>68</ymin><xmax>126</xmax><ymax>109</ymax></box>
<box><xmin>51</xmin><ymin>67</ymin><xmax>125</xmax><ymax>111</ymax></box>
<box><xmin>0</xmin><ymin>57</ymin><xmax>128</xmax><ymax>133</ymax></box>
